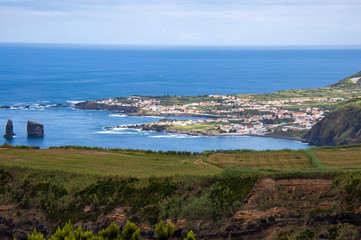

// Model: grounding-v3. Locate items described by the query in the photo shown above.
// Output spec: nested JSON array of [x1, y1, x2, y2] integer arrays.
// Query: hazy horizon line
[[1, 42, 361, 50]]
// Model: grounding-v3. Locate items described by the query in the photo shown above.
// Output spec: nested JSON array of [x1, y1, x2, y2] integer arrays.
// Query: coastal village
[[94, 94, 347, 136]]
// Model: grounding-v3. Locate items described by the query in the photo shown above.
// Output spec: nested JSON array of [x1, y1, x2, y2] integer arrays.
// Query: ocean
[[1, 44, 361, 151]]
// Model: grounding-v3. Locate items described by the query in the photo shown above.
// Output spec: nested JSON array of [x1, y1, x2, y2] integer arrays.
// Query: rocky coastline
[[106, 124, 309, 143]]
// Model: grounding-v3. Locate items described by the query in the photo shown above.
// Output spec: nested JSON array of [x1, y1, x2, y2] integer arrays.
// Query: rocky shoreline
[[107, 124, 309, 143]]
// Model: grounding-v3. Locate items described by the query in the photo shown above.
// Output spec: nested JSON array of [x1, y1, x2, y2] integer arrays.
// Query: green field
[[314, 148, 361, 168], [206, 151, 313, 169], [3, 144, 361, 177], [170, 123, 219, 133], [0, 147, 219, 176]]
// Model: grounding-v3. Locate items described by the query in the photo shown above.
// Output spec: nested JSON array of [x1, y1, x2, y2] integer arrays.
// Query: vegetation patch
[[0, 146, 217, 177], [314, 148, 361, 169], [206, 150, 312, 170]]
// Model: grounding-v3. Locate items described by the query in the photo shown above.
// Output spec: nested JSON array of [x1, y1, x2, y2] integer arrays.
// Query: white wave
[[146, 116, 165, 119], [150, 134, 199, 139], [67, 100, 85, 105], [10, 106, 24, 109], [45, 104, 59, 107], [109, 114, 128, 117], [94, 131, 137, 135], [132, 128, 144, 132]]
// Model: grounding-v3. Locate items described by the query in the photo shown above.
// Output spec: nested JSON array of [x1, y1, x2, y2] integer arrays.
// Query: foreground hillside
[[304, 99, 361, 146], [2, 145, 361, 239]]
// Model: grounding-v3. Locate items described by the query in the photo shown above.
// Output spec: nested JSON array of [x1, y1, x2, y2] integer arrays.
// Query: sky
[[0, 0, 361, 46]]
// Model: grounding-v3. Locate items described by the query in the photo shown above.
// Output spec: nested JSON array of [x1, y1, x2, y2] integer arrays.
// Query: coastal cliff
[[304, 99, 361, 146]]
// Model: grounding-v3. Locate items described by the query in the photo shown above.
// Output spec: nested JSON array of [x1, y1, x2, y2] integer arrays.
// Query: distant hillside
[[328, 70, 361, 89], [304, 98, 361, 146], [243, 70, 361, 100]]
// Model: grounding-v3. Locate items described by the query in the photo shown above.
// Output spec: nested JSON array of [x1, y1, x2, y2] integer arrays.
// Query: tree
[[28, 228, 46, 240], [121, 221, 140, 240], [184, 230, 196, 240], [49, 221, 74, 240], [98, 222, 120, 240], [74, 226, 95, 240], [155, 220, 174, 240]]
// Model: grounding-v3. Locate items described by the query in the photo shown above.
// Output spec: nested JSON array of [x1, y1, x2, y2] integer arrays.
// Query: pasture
[[0, 147, 219, 177], [206, 151, 313, 170], [314, 148, 361, 168]]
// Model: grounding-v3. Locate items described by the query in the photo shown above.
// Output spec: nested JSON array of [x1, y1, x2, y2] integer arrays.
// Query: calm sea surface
[[1, 44, 360, 151]]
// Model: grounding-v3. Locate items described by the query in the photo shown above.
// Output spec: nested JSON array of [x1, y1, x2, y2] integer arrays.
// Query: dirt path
[[194, 158, 222, 171]]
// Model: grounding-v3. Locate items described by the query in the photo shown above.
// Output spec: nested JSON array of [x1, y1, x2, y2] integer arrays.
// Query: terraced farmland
[[314, 148, 361, 168], [206, 151, 313, 169]]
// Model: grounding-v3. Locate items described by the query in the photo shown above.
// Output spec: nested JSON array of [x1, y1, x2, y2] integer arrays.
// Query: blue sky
[[0, 0, 360, 46]]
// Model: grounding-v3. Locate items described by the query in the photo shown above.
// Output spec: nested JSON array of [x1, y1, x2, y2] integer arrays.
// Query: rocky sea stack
[[27, 121, 44, 137], [3, 119, 16, 138]]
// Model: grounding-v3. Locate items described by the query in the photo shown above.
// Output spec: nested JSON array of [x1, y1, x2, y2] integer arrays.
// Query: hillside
[[304, 99, 361, 146], [242, 70, 361, 100], [2, 145, 361, 239]]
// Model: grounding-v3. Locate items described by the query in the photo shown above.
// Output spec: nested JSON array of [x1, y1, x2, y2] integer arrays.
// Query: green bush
[[329, 223, 358, 240], [49, 221, 73, 240], [28, 229, 46, 240], [293, 228, 317, 240], [98, 222, 120, 240], [180, 194, 213, 220], [184, 230, 196, 240], [155, 220, 174, 240], [273, 230, 290, 240], [121, 221, 140, 240], [304, 149, 327, 169]]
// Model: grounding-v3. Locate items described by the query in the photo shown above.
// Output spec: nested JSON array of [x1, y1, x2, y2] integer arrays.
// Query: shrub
[[329, 222, 358, 240], [293, 228, 317, 240], [180, 195, 213, 220], [121, 221, 140, 240], [273, 230, 290, 240], [305, 149, 327, 169], [49, 221, 73, 240], [98, 222, 121, 240], [184, 230, 196, 240], [74, 226, 94, 239], [155, 220, 174, 240], [27, 229, 46, 240]]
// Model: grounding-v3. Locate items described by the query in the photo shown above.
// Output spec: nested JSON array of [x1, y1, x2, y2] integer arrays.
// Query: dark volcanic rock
[[3, 119, 16, 138], [27, 121, 44, 137], [75, 101, 139, 113]]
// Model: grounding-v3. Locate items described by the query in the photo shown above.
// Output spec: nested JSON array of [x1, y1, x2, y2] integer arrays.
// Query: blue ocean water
[[1, 44, 361, 151]]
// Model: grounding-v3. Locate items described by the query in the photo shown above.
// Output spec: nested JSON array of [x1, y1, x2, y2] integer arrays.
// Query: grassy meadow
[[206, 151, 313, 169], [2, 144, 361, 178], [314, 147, 361, 169], [0, 146, 219, 177]]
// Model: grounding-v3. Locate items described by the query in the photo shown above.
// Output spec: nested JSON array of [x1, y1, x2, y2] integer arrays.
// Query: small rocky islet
[[3, 120, 44, 138]]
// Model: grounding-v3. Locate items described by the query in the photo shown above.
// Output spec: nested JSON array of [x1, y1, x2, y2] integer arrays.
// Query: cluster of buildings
[[96, 95, 345, 135]]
